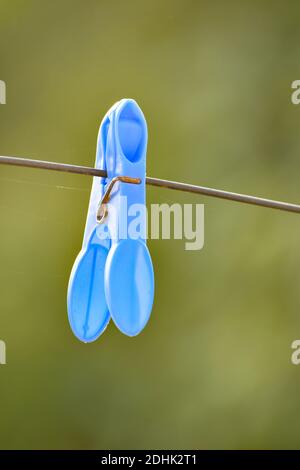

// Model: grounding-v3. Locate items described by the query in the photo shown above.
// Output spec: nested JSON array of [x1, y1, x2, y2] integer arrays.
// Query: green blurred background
[[1, 0, 300, 450]]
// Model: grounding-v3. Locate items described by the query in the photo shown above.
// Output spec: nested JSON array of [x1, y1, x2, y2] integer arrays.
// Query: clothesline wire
[[0, 155, 300, 214]]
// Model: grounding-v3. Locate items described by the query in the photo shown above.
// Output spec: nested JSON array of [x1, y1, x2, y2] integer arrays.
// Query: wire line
[[0, 155, 300, 214]]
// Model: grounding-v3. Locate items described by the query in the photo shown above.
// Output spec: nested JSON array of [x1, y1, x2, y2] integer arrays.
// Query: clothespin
[[67, 99, 154, 342]]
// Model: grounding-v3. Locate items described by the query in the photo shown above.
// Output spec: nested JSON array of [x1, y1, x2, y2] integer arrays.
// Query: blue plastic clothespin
[[67, 99, 154, 342]]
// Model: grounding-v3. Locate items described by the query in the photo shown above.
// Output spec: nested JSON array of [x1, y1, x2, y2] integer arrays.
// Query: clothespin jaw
[[67, 104, 117, 342], [103, 99, 154, 336], [67, 99, 154, 342]]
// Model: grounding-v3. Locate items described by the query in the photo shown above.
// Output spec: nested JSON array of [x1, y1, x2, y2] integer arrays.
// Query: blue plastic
[[67, 102, 117, 342], [104, 99, 154, 336], [67, 99, 154, 341]]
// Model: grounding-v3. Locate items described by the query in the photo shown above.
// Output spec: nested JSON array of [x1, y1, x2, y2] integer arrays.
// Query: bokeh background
[[1, 0, 300, 450]]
